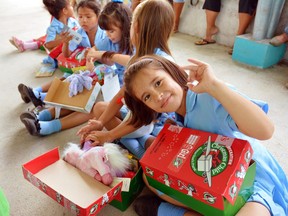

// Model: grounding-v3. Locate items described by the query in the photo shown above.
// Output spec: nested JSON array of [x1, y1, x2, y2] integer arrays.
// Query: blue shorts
[[173, 0, 185, 3]]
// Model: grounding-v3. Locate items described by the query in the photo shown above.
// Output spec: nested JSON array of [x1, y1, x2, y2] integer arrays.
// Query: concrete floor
[[0, 0, 287, 216]]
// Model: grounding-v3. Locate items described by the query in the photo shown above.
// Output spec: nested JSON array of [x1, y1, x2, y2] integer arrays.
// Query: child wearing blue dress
[[10, 0, 78, 53], [77, 0, 176, 159], [20, 0, 133, 136], [17, 0, 79, 107], [123, 54, 288, 216]]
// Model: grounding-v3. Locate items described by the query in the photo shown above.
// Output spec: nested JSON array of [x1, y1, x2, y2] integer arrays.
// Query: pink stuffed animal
[[63, 143, 130, 185]]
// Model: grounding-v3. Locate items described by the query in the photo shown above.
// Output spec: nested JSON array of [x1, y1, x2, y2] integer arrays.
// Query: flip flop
[[194, 39, 216, 45]]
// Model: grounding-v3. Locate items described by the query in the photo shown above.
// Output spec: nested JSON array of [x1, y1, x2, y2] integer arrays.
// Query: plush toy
[[66, 70, 93, 97], [63, 143, 130, 185]]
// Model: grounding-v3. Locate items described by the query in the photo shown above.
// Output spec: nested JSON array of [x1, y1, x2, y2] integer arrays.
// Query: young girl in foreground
[[123, 55, 288, 216]]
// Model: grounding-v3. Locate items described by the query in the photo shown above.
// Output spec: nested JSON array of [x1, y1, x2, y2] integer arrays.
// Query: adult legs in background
[[195, 0, 220, 45], [173, 0, 185, 33], [228, 0, 258, 54]]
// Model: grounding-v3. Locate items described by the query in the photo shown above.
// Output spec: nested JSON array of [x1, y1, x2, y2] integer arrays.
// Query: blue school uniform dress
[[120, 49, 176, 158], [176, 87, 288, 216], [69, 27, 125, 85], [46, 17, 79, 43], [43, 17, 79, 67]]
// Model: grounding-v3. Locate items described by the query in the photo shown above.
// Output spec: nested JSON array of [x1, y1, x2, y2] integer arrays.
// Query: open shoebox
[[22, 147, 145, 215], [44, 71, 120, 115]]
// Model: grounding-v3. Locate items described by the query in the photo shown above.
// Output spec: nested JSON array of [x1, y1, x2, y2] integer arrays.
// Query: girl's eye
[[155, 80, 161, 87], [144, 94, 150, 102]]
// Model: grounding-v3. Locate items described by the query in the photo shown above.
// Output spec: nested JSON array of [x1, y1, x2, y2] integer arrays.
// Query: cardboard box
[[44, 73, 120, 114], [140, 124, 256, 216], [23, 148, 145, 215], [22, 148, 123, 216], [110, 167, 145, 211]]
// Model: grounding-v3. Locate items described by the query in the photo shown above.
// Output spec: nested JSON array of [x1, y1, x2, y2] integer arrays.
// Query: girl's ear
[[62, 7, 67, 16]]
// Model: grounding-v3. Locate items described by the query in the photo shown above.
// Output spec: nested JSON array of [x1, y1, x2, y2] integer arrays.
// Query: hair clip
[[112, 0, 123, 3]]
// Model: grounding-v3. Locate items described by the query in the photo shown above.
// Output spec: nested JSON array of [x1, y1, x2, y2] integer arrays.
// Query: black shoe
[[22, 85, 45, 107], [133, 195, 162, 216], [21, 118, 41, 136], [18, 83, 30, 103], [20, 111, 37, 124]]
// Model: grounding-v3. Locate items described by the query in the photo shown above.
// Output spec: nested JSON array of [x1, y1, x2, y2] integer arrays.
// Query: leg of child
[[134, 174, 202, 216], [18, 84, 45, 106], [119, 138, 145, 159], [10, 37, 39, 52], [144, 136, 155, 149], [235, 202, 270, 216]]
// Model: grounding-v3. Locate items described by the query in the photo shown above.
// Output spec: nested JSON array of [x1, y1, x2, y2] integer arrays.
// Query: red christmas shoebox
[[57, 47, 86, 73], [22, 147, 144, 215], [140, 124, 256, 216]]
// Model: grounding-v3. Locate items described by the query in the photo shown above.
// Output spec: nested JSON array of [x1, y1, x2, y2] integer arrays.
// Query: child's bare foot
[[270, 33, 288, 47]]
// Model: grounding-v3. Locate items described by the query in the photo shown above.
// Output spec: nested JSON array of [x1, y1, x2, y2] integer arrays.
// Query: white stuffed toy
[[63, 143, 130, 185]]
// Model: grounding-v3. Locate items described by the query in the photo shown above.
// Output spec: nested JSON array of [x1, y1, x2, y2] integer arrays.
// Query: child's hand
[[86, 49, 105, 61], [86, 57, 95, 72], [76, 119, 103, 139], [85, 130, 114, 146], [60, 31, 73, 44], [181, 58, 219, 94]]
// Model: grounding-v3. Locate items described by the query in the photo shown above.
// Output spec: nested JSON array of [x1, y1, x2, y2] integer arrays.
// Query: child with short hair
[[20, 0, 133, 136], [123, 54, 288, 216]]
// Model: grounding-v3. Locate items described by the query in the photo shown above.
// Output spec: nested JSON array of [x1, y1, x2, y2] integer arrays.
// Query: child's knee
[[93, 101, 108, 116]]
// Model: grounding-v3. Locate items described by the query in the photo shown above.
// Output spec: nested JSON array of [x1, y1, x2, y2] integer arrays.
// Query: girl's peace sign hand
[[181, 58, 219, 94]]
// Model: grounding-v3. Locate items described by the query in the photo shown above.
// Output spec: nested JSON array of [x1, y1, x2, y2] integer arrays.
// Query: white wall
[[179, 0, 288, 62]]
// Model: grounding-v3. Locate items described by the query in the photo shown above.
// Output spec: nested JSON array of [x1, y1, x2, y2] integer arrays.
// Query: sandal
[[194, 39, 216, 45]]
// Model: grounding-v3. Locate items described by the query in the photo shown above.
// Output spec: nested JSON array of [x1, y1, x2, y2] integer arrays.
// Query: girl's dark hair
[[43, 0, 68, 20], [98, 2, 133, 55], [124, 55, 188, 127], [77, 0, 101, 17]]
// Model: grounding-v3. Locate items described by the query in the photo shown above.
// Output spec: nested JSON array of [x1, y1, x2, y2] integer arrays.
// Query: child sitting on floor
[[123, 54, 288, 216], [9, 0, 78, 53], [19, 0, 133, 136]]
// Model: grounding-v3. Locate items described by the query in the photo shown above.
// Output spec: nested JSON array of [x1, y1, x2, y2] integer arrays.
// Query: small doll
[[63, 142, 130, 185]]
